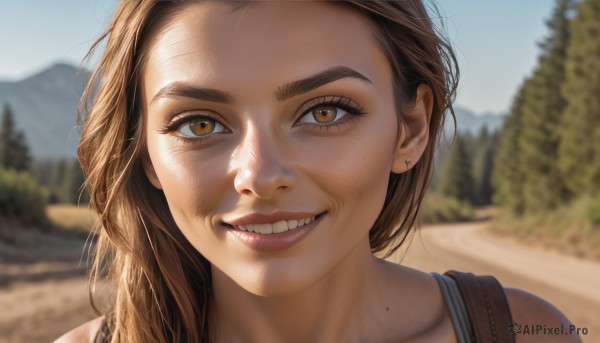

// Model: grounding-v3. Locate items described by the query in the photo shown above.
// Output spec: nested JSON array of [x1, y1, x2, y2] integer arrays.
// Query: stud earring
[[405, 159, 411, 169]]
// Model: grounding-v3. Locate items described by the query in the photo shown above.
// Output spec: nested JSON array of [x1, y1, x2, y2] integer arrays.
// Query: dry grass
[[419, 193, 475, 224], [490, 196, 600, 260], [45, 204, 98, 234]]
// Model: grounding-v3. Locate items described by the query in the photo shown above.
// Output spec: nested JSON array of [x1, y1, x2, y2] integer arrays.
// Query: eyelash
[[159, 96, 367, 144], [299, 96, 366, 132], [158, 112, 225, 145]]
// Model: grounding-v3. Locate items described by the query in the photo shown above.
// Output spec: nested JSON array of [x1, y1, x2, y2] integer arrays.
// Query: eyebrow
[[150, 83, 232, 105], [150, 66, 372, 105], [275, 66, 372, 101]]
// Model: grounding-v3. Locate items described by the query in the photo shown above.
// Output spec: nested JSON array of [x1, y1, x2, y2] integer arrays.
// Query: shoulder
[[53, 316, 105, 343], [505, 288, 582, 342]]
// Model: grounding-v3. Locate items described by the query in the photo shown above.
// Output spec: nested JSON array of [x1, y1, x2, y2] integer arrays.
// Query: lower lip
[[226, 214, 325, 252]]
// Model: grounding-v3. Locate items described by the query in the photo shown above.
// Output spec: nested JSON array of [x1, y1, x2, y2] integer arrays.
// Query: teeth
[[288, 219, 298, 229], [234, 215, 319, 235], [258, 223, 272, 234], [273, 221, 288, 234]]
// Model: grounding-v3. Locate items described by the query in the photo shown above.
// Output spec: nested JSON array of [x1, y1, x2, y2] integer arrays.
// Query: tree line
[[428, 0, 600, 231], [0, 103, 87, 204], [431, 127, 498, 208], [493, 0, 600, 220], [0, 103, 87, 229]]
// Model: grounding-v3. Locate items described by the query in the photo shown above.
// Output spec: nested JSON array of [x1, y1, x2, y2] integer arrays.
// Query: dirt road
[[389, 222, 600, 342], [0, 222, 598, 342]]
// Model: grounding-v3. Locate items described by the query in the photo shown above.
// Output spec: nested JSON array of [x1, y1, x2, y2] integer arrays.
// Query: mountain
[[449, 106, 506, 135], [0, 62, 506, 159], [0, 63, 90, 159]]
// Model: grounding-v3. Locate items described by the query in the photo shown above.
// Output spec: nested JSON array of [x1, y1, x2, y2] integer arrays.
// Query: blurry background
[[0, 0, 598, 342]]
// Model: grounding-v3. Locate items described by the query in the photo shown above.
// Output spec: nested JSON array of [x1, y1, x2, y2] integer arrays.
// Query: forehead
[[143, 1, 391, 98]]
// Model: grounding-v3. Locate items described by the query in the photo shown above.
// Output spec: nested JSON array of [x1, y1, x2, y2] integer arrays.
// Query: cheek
[[146, 136, 229, 230], [316, 143, 390, 197], [305, 117, 398, 230]]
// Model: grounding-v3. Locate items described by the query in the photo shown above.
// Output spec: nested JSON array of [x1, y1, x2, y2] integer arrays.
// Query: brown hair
[[78, 1, 458, 341]]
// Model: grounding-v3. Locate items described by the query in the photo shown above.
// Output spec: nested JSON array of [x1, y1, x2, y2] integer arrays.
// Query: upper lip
[[223, 211, 324, 226]]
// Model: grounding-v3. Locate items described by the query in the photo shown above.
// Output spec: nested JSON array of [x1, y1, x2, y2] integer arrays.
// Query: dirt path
[[389, 222, 600, 343], [0, 277, 97, 343], [1, 222, 598, 342], [0, 228, 101, 343]]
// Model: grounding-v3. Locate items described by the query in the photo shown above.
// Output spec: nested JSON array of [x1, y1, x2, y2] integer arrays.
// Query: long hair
[[77, 1, 458, 341]]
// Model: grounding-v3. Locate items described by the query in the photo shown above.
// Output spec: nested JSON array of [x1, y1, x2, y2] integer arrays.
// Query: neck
[[210, 239, 388, 342]]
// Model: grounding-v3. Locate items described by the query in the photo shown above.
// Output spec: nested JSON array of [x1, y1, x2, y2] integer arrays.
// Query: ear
[[391, 84, 433, 173], [142, 150, 163, 189]]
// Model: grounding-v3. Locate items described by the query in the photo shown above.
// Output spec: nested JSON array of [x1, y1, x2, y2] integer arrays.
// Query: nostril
[[232, 154, 296, 199]]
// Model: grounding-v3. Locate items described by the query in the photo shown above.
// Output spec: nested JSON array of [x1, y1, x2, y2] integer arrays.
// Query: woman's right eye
[[176, 116, 227, 138]]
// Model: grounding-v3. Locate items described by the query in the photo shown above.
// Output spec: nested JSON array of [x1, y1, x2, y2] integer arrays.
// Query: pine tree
[[439, 133, 475, 203], [493, 80, 529, 215], [0, 104, 16, 169], [54, 159, 68, 187], [50, 159, 69, 203], [12, 132, 31, 171], [32, 159, 55, 187], [0, 103, 32, 172], [559, 0, 600, 197], [60, 159, 87, 204], [472, 126, 495, 205], [518, 0, 573, 213]]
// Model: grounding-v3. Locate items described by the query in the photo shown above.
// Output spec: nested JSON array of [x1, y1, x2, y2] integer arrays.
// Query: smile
[[236, 215, 317, 235], [224, 211, 326, 251]]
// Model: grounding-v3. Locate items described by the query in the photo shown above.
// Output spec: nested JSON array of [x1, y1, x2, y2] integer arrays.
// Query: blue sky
[[0, 0, 555, 114]]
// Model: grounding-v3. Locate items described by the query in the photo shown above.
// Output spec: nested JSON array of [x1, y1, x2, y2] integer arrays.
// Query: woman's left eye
[[297, 105, 349, 125]]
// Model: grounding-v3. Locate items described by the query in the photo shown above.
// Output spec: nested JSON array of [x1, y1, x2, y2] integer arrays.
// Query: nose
[[232, 124, 296, 199]]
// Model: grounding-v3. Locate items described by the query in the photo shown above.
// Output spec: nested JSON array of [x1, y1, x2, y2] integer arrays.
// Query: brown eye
[[178, 116, 226, 138], [189, 118, 215, 135], [312, 106, 338, 123], [298, 103, 353, 127]]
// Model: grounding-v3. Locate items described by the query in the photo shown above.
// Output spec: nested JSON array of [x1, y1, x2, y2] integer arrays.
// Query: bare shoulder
[[53, 316, 104, 343], [505, 288, 583, 342]]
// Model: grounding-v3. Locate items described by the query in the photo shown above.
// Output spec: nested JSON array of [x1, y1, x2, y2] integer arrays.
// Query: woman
[[57, 1, 577, 342]]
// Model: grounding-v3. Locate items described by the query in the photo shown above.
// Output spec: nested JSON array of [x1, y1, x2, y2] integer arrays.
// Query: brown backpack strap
[[445, 270, 515, 343]]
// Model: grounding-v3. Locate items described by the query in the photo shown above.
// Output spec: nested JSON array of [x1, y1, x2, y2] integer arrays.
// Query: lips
[[224, 211, 326, 251]]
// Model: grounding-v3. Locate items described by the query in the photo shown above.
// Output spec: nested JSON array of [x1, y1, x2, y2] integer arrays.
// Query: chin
[[231, 260, 329, 297]]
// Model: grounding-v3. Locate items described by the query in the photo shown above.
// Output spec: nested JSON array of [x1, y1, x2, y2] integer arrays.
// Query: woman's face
[[142, 2, 417, 295]]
